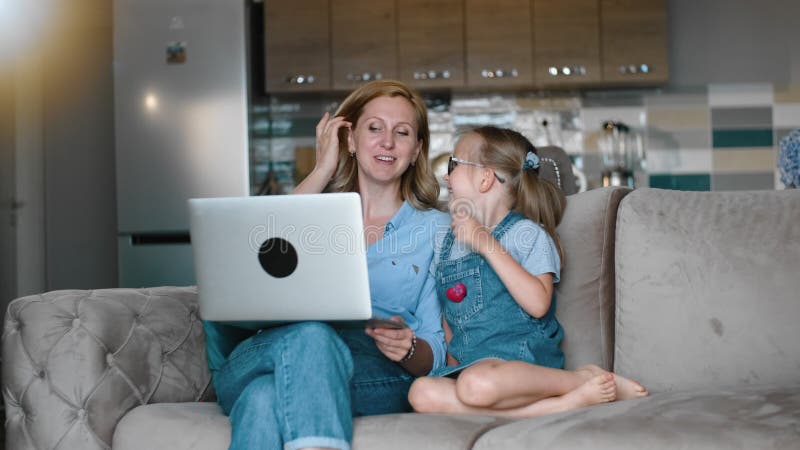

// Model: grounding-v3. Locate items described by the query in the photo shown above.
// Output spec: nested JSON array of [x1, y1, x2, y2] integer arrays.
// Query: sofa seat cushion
[[113, 402, 230, 450], [472, 382, 800, 449], [112, 402, 511, 450]]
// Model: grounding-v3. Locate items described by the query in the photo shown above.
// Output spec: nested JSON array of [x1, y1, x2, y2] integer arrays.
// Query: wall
[[669, 0, 800, 87]]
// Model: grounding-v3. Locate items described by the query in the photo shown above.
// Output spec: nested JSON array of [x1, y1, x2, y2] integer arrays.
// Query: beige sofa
[[4, 187, 800, 450]]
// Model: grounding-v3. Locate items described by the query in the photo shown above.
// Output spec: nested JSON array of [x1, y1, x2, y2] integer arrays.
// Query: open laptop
[[188, 192, 376, 324]]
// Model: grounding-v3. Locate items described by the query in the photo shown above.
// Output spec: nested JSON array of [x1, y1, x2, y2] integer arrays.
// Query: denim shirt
[[204, 201, 450, 378]]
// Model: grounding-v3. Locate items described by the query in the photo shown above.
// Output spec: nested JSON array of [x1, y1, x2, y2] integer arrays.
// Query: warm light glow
[[145, 93, 159, 111], [0, 0, 55, 67]]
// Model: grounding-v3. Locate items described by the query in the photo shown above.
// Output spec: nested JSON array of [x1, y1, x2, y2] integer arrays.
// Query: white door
[[0, 53, 47, 316], [0, 66, 18, 318]]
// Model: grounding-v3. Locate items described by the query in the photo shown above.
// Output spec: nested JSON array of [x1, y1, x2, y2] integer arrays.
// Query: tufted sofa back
[[2, 287, 212, 450]]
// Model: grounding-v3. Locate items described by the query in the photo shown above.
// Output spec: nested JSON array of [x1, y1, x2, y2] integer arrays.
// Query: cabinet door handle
[[480, 68, 519, 78], [285, 74, 317, 84], [413, 70, 451, 80], [617, 64, 652, 75], [547, 66, 587, 77], [346, 72, 383, 82]]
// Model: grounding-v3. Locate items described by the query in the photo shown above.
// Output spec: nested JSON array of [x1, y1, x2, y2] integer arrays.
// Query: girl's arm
[[454, 217, 553, 318], [480, 242, 553, 318]]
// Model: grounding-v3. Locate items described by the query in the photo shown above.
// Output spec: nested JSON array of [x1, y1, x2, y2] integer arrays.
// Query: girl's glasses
[[447, 156, 505, 183]]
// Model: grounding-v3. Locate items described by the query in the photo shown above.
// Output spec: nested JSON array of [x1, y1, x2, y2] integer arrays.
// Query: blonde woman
[[205, 80, 449, 450]]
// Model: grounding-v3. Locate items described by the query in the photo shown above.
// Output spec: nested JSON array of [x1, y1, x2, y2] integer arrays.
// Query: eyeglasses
[[447, 156, 505, 183]]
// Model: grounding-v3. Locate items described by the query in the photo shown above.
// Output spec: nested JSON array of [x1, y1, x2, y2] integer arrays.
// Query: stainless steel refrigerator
[[114, 0, 249, 287]]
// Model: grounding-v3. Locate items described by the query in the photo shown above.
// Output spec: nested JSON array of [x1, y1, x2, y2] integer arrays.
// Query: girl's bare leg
[[409, 373, 616, 418], [452, 360, 608, 409]]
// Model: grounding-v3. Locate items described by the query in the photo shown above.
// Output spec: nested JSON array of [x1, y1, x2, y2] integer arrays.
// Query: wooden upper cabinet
[[600, 0, 669, 84], [331, 0, 397, 90], [397, 0, 465, 89], [465, 0, 534, 88], [264, 0, 331, 93], [534, 0, 602, 86]]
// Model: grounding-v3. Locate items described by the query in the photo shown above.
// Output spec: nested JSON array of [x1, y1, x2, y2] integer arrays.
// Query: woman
[[204, 80, 449, 450]]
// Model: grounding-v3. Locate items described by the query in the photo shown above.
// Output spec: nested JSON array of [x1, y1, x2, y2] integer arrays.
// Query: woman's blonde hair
[[468, 126, 567, 262], [326, 80, 440, 210]]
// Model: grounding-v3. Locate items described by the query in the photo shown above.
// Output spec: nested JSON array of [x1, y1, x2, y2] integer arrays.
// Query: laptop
[[188, 192, 374, 323]]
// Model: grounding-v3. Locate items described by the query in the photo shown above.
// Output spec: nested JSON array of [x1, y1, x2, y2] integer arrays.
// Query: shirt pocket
[[439, 267, 484, 326], [369, 257, 421, 305]]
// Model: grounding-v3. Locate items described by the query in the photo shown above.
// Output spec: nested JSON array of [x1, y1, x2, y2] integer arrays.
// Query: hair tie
[[523, 151, 540, 171]]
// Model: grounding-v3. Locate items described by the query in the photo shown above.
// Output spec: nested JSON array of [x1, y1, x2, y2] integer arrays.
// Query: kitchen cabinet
[[398, 0, 465, 89], [533, 0, 602, 86], [465, 0, 534, 88], [264, 0, 330, 93], [261, 0, 670, 93], [600, 0, 669, 84], [331, 0, 397, 90]]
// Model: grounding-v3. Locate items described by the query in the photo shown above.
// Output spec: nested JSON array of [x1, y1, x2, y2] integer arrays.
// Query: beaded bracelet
[[400, 334, 417, 364]]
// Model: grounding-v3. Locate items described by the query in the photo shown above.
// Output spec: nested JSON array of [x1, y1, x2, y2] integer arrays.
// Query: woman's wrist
[[399, 334, 417, 364], [294, 166, 335, 194]]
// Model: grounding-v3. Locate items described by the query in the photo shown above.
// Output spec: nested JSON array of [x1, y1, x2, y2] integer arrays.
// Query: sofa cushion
[[614, 189, 800, 392], [113, 402, 230, 450], [472, 383, 800, 449], [113, 402, 511, 450], [555, 186, 630, 370]]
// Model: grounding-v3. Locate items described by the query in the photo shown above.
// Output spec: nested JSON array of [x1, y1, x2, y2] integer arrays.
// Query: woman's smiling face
[[349, 95, 421, 185]]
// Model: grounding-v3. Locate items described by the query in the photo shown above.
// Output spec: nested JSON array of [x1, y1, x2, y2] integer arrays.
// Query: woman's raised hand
[[294, 112, 352, 194], [314, 112, 352, 179]]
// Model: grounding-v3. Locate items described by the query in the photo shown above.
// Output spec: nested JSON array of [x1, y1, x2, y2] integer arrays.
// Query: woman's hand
[[314, 112, 351, 179], [365, 316, 414, 362], [294, 112, 352, 194]]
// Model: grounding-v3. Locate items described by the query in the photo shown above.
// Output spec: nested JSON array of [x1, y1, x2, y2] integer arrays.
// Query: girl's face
[[348, 96, 421, 186], [444, 133, 484, 204]]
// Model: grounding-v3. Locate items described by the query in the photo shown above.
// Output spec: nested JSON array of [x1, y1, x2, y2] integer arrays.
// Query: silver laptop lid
[[189, 192, 372, 322]]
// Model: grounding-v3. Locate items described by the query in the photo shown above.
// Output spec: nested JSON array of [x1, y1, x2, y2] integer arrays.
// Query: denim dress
[[432, 211, 564, 377]]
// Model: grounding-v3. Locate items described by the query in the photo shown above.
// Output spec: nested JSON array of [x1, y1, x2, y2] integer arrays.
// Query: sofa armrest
[[2, 287, 212, 450]]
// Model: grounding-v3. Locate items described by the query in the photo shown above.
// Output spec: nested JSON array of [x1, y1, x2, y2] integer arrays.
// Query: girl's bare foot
[[561, 373, 616, 409], [577, 364, 648, 401], [614, 374, 648, 400], [576, 364, 607, 382]]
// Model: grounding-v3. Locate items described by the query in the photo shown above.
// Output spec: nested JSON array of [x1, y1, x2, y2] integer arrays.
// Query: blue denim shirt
[[204, 201, 450, 378]]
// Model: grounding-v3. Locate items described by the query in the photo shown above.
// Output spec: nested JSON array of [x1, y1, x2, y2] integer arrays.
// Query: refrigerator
[[114, 0, 249, 287]]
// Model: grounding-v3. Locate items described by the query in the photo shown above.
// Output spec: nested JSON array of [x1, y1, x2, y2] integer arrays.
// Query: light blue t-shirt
[[431, 217, 561, 283], [204, 201, 451, 377]]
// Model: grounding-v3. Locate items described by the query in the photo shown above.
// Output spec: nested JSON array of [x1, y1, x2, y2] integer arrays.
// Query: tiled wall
[[249, 83, 800, 194]]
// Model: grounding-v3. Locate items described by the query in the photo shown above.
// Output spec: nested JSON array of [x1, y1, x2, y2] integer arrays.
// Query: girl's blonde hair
[[326, 80, 440, 210], [468, 126, 567, 262]]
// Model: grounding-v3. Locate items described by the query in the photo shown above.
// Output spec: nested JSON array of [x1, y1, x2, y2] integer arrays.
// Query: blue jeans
[[214, 322, 413, 450]]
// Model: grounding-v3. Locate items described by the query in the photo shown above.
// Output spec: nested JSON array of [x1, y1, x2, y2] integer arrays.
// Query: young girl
[[408, 126, 648, 418]]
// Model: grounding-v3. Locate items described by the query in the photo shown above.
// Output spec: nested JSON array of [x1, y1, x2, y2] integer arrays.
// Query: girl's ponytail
[[516, 169, 566, 264]]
